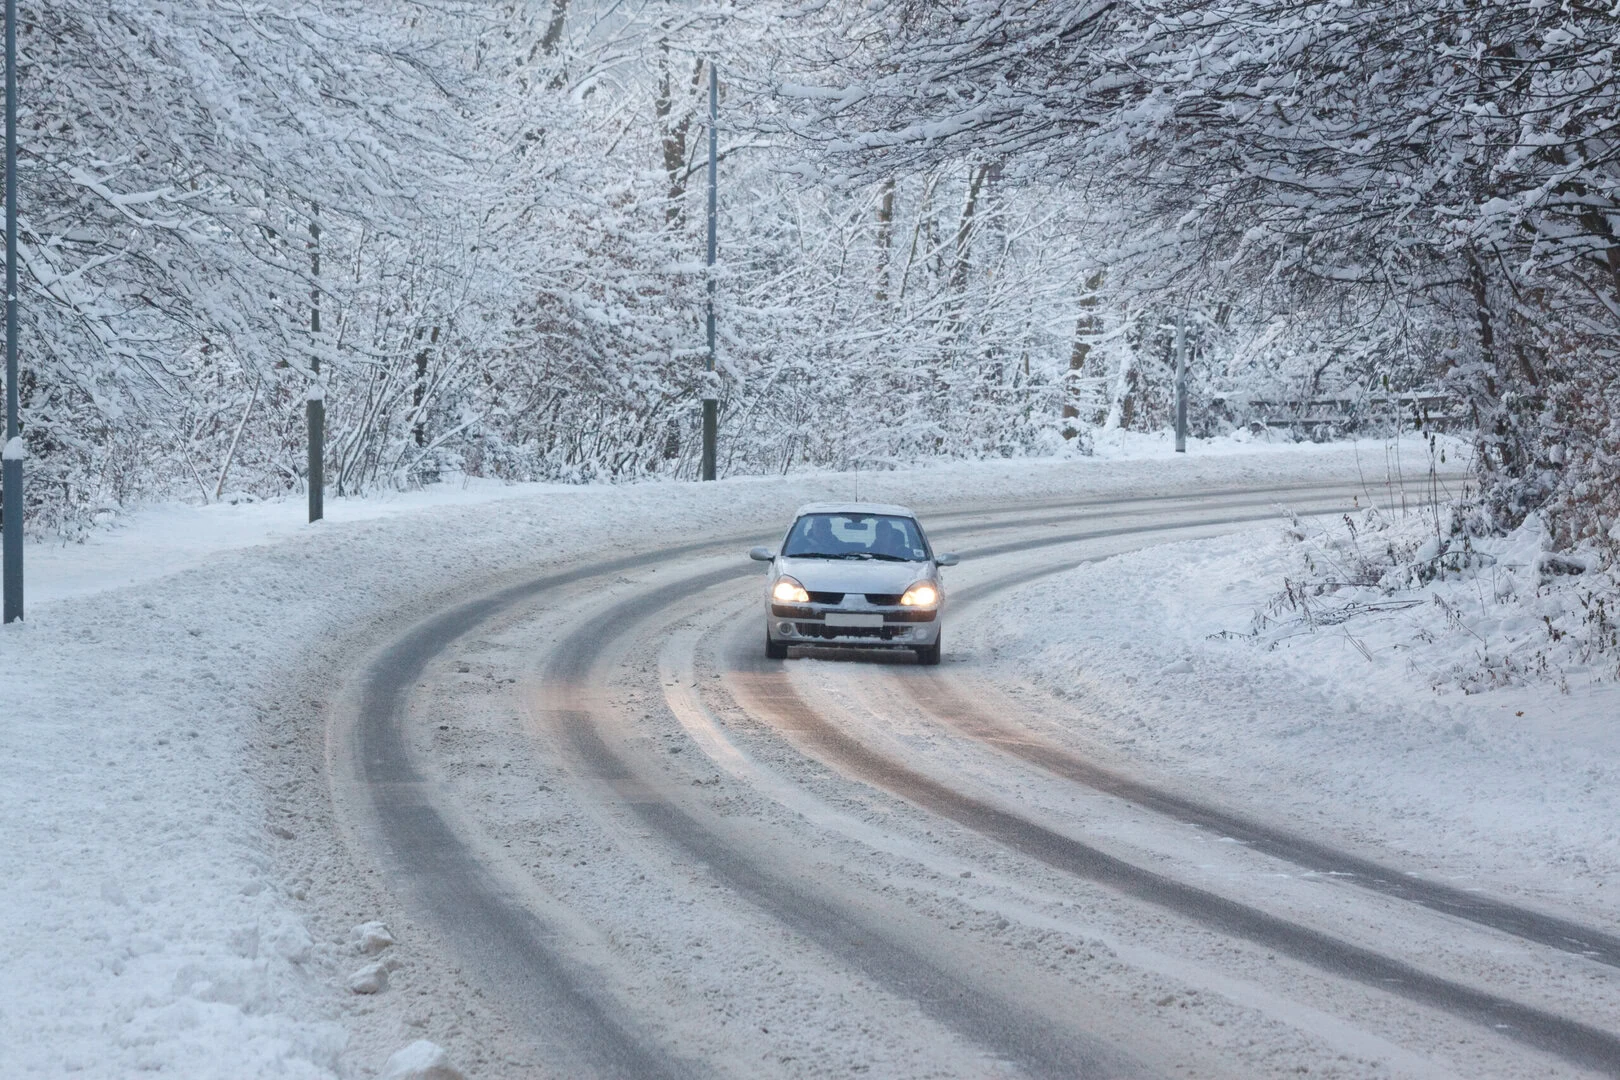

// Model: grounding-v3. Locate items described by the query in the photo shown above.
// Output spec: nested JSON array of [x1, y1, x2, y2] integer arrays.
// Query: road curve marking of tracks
[[331, 479, 1620, 1080]]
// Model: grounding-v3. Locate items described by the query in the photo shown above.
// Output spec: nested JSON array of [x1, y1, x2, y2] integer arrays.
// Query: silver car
[[749, 502, 959, 665]]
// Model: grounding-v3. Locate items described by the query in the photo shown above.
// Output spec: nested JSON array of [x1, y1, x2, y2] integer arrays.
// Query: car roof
[[793, 502, 917, 519]]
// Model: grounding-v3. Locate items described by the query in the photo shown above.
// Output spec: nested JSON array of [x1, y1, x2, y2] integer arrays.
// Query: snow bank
[[1261, 504, 1619, 693], [19, 430, 1462, 610]]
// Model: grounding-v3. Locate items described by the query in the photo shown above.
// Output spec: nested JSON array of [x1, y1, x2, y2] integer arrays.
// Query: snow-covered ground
[[976, 496, 1619, 924], [19, 428, 1412, 607], [17, 431, 1605, 1078]]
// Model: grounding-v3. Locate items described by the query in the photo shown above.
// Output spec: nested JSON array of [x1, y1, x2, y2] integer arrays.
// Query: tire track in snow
[[727, 649, 1620, 1076], [538, 563, 1155, 1080], [336, 481, 1468, 1077], [902, 593, 1620, 971], [660, 614, 1462, 1079], [349, 545, 729, 1080], [823, 488, 1620, 976]]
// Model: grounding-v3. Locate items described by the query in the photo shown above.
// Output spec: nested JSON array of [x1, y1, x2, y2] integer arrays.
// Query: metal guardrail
[[1207, 391, 1468, 433]]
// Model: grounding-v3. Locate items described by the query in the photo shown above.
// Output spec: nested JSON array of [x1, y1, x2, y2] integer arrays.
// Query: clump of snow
[[380, 1040, 465, 1080], [347, 962, 389, 995], [348, 921, 396, 956], [2, 435, 22, 460]]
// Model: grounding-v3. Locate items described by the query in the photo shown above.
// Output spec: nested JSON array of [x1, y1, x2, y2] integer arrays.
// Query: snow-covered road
[[6, 440, 1615, 1079], [331, 478, 1615, 1079]]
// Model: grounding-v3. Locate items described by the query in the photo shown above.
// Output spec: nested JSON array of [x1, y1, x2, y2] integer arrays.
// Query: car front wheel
[[915, 633, 941, 666], [766, 633, 789, 660]]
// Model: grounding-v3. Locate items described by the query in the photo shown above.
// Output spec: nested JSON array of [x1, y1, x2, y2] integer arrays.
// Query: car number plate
[[824, 613, 883, 628]]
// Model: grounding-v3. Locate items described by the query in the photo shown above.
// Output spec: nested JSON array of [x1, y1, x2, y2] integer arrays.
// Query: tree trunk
[[540, 0, 567, 55], [413, 325, 439, 447], [950, 163, 991, 293], [656, 39, 703, 228], [876, 176, 895, 303], [1062, 271, 1104, 437]]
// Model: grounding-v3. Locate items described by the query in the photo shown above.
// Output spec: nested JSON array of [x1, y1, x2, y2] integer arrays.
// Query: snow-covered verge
[[977, 496, 1620, 925], [0, 435, 1448, 1078], [1263, 502, 1620, 693], [18, 428, 1423, 609]]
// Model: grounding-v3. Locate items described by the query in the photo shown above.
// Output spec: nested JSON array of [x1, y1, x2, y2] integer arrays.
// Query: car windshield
[[781, 513, 930, 562]]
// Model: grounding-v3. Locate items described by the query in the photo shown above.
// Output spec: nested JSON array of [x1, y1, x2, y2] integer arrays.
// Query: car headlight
[[772, 576, 810, 604], [900, 582, 939, 607]]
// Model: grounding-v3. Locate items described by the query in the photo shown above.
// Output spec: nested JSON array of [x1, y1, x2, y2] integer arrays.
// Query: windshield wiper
[[786, 551, 914, 561], [786, 551, 887, 560]]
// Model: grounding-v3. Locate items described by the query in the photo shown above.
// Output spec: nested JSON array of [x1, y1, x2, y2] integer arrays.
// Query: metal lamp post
[[701, 61, 718, 482], [3, 0, 21, 623], [1173, 313, 1188, 454], [307, 210, 323, 522]]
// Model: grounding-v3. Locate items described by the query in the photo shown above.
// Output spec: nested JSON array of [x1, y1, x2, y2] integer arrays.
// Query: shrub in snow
[[1257, 500, 1619, 692]]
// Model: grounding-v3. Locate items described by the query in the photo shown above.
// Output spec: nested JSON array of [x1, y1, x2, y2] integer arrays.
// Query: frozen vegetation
[[3, 0, 1615, 566]]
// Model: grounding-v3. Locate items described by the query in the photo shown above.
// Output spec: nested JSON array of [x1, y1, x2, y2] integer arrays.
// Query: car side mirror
[[935, 552, 960, 567], [748, 546, 775, 562]]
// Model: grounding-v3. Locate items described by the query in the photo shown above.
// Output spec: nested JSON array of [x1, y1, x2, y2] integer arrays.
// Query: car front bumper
[[765, 603, 941, 648]]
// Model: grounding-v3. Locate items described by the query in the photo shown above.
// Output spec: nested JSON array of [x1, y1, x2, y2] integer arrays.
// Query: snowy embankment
[[1, 433, 1471, 1077], [976, 486, 1619, 925]]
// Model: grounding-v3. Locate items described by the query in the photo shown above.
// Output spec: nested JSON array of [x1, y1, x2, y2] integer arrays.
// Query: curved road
[[330, 482, 1619, 1080]]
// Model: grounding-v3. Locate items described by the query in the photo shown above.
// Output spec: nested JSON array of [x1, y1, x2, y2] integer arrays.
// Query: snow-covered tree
[[779, 0, 1620, 545]]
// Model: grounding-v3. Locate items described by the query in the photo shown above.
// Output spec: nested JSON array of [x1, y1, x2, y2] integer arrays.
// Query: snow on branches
[[12, 0, 1083, 530], [781, 0, 1620, 551]]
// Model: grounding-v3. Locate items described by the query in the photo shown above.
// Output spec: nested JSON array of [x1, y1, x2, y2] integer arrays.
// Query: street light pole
[[3, 0, 22, 623], [1173, 313, 1188, 454], [307, 208, 323, 522], [700, 61, 718, 482]]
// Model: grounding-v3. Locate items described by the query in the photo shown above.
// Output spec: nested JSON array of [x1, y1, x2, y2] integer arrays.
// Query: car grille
[[774, 607, 936, 622], [794, 622, 906, 640], [788, 591, 907, 606]]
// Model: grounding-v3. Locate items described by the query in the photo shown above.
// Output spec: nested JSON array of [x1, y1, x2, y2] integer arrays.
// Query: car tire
[[915, 634, 941, 666], [766, 633, 789, 660]]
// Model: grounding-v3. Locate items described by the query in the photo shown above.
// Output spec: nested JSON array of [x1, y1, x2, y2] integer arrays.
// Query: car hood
[[776, 557, 931, 595]]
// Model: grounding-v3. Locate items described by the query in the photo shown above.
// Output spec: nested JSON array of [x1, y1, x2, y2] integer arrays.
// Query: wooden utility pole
[[1063, 271, 1104, 439]]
